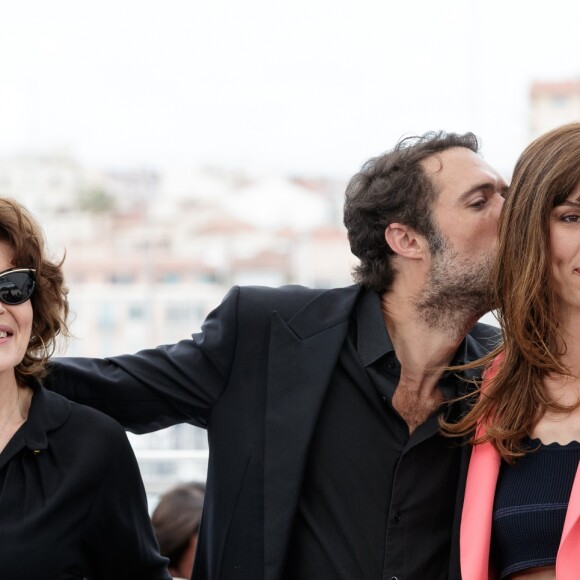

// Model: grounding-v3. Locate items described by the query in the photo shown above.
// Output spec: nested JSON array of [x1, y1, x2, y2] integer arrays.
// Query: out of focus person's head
[[344, 132, 505, 316], [152, 482, 205, 580], [0, 198, 68, 385], [494, 121, 580, 349]]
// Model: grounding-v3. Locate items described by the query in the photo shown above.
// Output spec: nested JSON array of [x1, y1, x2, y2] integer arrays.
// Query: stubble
[[417, 238, 495, 337]]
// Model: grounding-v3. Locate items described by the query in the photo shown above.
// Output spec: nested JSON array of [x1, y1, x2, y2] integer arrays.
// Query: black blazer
[[47, 284, 498, 580]]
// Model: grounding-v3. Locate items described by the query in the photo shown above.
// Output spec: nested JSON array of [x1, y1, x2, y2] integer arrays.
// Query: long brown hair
[[444, 122, 580, 461]]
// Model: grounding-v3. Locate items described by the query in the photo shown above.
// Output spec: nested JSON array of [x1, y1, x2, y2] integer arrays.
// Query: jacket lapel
[[557, 462, 580, 579], [263, 286, 359, 580], [460, 427, 501, 580]]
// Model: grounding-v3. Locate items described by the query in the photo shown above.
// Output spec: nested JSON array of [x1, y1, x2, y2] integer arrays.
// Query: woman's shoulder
[[36, 385, 128, 445], [23, 386, 136, 486]]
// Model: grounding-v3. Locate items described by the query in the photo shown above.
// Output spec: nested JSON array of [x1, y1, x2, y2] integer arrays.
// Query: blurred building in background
[[530, 78, 580, 140], [9, 73, 577, 498], [0, 154, 354, 498]]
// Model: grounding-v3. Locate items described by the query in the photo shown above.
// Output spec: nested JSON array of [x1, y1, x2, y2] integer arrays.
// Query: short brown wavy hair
[[0, 198, 69, 384]]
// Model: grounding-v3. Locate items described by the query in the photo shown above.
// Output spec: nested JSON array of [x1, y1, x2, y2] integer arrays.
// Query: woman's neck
[[554, 306, 580, 370], [0, 381, 33, 453]]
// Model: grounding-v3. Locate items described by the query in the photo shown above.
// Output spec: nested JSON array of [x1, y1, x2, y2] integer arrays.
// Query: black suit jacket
[[47, 284, 498, 580]]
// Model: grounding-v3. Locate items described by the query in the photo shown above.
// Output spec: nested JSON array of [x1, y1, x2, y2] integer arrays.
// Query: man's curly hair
[[343, 131, 480, 293]]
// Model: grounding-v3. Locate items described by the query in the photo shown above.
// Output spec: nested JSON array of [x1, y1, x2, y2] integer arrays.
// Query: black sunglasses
[[0, 268, 36, 305]]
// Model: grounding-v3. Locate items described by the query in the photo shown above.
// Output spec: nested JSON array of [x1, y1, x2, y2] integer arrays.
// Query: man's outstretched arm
[[44, 287, 240, 434]]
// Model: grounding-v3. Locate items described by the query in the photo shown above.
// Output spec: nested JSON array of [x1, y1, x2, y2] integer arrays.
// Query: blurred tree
[[78, 187, 116, 213]]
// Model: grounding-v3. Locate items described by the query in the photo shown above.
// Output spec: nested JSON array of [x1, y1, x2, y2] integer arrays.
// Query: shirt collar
[[22, 383, 72, 451], [355, 289, 394, 367], [355, 287, 473, 371]]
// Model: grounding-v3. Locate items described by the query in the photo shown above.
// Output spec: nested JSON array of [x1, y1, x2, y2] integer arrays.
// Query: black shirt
[[283, 290, 488, 580], [0, 385, 170, 580]]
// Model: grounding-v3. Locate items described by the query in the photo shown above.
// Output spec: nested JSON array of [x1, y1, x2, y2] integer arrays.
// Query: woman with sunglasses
[[0, 198, 170, 579], [446, 123, 580, 579]]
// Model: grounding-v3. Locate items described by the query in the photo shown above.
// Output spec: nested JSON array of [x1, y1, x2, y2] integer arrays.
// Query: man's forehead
[[421, 147, 502, 195]]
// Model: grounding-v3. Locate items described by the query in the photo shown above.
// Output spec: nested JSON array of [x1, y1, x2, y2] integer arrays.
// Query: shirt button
[[394, 511, 401, 522]]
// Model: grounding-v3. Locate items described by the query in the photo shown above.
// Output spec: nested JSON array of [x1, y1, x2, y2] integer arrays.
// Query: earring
[[35, 335, 50, 363], [18, 334, 51, 377]]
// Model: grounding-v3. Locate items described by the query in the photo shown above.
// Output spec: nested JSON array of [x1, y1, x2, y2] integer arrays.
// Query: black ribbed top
[[491, 438, 580, 579]]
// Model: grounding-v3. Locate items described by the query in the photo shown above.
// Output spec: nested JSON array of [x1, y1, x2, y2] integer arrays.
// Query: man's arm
[[44, 287, 240, 433]]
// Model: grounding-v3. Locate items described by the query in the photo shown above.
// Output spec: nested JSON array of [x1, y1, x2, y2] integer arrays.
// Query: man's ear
[[385, 223, 426, 259]]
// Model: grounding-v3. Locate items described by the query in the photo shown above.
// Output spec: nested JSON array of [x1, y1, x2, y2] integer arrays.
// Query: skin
[[169, 533, 198, 580], [512, 567, 556, 580], [511, 182, 580, 580], [537, 183, 580, 444], [426, 148, 506, 270], [381, 147, 507, 433], [419, 147, 507, 332], [0, 240, 34, 453], [549, 183, 580, 322]]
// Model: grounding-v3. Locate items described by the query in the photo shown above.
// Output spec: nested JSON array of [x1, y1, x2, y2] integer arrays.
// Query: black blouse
[[0, 384, 170, 580]]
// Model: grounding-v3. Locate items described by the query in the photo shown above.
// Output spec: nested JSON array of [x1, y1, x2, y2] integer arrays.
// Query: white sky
[[0, 0, 578, 179]]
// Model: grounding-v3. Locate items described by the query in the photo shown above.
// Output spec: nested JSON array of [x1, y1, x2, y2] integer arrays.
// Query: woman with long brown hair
[[447, 122, 580, 580]]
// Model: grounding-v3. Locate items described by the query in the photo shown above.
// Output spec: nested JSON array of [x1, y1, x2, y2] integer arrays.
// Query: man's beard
[[417, 235, 495, 336]]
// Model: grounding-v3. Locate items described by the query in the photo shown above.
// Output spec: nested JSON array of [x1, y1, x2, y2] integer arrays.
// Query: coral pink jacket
[[460, 358, 580, 580]]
